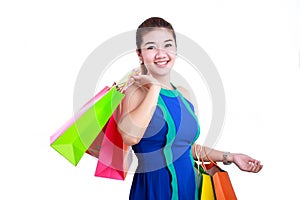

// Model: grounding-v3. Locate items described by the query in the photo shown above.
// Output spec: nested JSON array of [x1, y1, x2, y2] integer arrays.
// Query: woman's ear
[[136, 49, 147, 74], [136, 49, 143, 63]]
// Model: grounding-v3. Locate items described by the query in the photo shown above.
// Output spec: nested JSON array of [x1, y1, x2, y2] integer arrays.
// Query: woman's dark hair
[[136, 17, 177, 52]]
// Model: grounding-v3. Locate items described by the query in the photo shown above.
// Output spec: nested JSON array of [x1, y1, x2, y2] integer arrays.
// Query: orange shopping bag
[[203, 148, 237, 200]]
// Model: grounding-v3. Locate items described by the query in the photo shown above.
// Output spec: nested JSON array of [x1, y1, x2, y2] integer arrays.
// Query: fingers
[[234, 154, 263, 173], [246, 160, 263, 173], [131, 74, 160, 89], [132, 75, 146, 87], [253, 160, 263, 173]]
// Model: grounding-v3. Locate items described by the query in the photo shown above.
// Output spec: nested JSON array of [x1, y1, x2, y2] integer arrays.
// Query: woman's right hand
[[132, 74, 161, 89]]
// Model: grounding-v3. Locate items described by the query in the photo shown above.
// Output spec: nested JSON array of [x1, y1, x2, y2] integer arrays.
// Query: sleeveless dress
[[129, 87, 200, 200]]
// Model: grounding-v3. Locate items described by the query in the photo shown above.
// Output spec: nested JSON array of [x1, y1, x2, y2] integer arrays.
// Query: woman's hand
[[118, 72, 162, 146], [132, 74, 161, 89], [232, 153, 263, 173]]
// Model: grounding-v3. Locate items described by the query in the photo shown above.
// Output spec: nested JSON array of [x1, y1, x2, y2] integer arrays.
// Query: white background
[[1, 0, 299, 199]]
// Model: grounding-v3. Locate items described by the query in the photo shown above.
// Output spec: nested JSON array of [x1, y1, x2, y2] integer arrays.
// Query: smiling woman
[[136, 17, 177, 76], [116, 17, 263, 200], [142, 37, 176, 68], [137, 28, 177, 85]]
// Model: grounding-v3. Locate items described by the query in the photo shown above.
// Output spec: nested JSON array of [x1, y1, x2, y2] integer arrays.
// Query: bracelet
[[223, 152, 232, 165]]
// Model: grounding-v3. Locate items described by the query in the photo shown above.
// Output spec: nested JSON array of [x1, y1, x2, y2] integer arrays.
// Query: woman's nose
[[155, 48, 167, 58]]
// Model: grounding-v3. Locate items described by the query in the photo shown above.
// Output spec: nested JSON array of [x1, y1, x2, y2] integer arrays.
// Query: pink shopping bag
[[94, 113, 132, 180]]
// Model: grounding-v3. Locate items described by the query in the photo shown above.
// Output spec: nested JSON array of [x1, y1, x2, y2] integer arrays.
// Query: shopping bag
[[201, 168, 215, 200], [194, 163, 215, 200], [85, 128, 105, 158], [50, 86, 124, 166], [50, 86, 110, 145], [94, 112, 132, 180], [85, 69, 138, 159], [203, 148, 237, 200], [194, 162, 202, 191], [195, 146, 215, 200]]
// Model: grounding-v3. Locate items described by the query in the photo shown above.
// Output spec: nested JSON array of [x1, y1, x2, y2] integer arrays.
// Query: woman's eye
[[165, 43, 172, 48], [146, 46, 155, 50]]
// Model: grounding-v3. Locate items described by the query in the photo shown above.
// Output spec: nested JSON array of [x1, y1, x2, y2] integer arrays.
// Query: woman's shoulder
[[176, 86, 193, 102], [121, 84, 147, 112], [176, 85, 197, 112]]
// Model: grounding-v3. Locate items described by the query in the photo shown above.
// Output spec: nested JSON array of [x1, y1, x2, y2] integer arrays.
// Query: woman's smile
[[154, 59, 169, 67]]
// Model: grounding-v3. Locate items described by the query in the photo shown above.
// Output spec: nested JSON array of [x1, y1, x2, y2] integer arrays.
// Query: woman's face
[[138, 28, 177, 77]]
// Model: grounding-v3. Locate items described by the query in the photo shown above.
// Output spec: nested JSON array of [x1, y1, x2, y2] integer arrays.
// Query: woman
[[118, 17, 263, 200]]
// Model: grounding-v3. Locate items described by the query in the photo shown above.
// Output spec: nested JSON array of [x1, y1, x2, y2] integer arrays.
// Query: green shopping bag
[[50, 86, 124, 166]]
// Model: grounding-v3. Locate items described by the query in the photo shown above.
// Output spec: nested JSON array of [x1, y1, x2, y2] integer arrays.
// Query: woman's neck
[[153, 74, 173, 90]]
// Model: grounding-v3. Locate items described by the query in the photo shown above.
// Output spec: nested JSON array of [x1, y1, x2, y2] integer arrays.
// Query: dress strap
[[170, 82, 177, 90]]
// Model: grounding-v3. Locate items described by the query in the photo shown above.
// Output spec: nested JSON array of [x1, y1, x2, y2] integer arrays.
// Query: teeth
[[156, 61, 168, 65]]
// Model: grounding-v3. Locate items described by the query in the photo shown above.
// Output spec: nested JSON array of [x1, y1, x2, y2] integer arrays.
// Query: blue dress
[[129, 87, 200, 200]]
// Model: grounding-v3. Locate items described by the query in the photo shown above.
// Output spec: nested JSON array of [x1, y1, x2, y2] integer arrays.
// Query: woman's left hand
[[232, 153, 263, 173]]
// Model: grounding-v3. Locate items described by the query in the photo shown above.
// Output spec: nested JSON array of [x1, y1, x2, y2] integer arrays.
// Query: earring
[[139, 60, 143, 64]]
